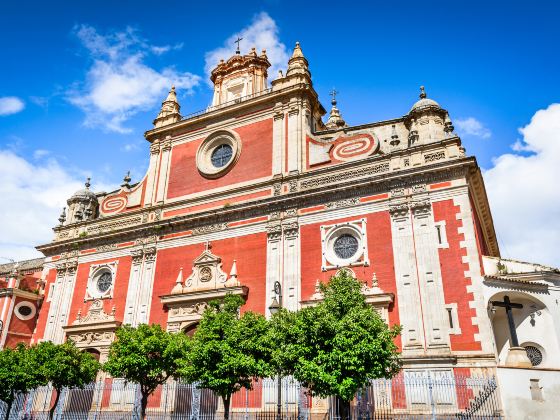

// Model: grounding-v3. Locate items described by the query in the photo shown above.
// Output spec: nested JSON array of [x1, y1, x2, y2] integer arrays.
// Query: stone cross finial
[[234, 35, 243, 54]]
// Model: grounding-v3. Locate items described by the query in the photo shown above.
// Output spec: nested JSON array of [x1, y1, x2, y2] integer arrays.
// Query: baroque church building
[[1, 42, 559, 417]]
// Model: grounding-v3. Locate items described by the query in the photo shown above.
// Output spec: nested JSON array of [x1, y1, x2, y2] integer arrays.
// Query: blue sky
[[1, 0, 559, 266]]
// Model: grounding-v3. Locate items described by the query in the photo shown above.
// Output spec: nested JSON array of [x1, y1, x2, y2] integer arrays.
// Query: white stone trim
[[196, 130, 242, 179], [320, 219, 369, 271], [452, 193, 494, 353], [85, 261, 118, 301]]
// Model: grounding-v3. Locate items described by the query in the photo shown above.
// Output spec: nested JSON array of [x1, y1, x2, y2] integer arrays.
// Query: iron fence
[[0, 374, 501, 420]]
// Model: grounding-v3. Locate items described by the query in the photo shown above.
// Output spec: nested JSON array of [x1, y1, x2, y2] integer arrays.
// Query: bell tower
[[210, 45, 271, 107]]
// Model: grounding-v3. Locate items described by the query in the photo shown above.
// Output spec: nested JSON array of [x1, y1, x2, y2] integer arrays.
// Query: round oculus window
[[211, 144, 233, 168], [96, 272, 113, 293], [196, 131, 241, 179], [333, 234, 359, 259], [14, 302, 36, 320], [18, 305, 32, 317]]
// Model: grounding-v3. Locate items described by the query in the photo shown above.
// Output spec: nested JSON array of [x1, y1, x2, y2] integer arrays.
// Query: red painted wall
[[433, 200, 481, 351], [167, 119, 273, 199], [299, 211, 402, 348], [150, 232, 268, 327]]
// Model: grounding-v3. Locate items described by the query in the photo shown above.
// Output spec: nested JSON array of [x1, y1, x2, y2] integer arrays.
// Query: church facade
[[1, 41, 559, 416]]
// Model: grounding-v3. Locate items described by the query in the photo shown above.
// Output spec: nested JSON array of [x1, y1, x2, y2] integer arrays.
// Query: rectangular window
[[447, 308, 454, 329], [445, 304, 461, 335], [434, 221, 449, 248]]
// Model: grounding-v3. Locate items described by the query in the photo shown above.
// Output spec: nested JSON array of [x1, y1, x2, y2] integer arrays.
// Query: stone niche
[[160, 243, 247, 333]]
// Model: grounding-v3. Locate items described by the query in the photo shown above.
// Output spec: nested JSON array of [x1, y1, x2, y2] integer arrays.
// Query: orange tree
[[268, 271, 401, 420]]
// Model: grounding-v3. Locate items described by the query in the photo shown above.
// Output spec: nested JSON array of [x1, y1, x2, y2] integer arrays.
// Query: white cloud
[[204, 12, 289, 85], [0, 97, 25, 116], [68, 25, 200, 133], [455, 117, 491, 139], [0, 150, 114, 261], [484, 103, 560, 267]]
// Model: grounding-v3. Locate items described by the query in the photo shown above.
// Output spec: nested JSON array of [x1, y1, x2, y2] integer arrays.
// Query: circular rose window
[[97, 272, 113, 293], [196, 131, 241, 178]]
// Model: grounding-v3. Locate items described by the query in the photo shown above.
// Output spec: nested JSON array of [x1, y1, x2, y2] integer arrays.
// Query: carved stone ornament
[[267, 223, 282, 240], [389, 202, 410, 218], [74, 299, 116, 325], [410, 199, 432, 216], [192, 223, 227, 235], [325, 197, 359, 209], [160, 243, 247, 333], [63, 298, 121, 349], [180, 242, 228, 292]]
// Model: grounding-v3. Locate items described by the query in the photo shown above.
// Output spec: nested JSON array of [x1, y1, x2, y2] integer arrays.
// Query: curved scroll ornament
[[329, 133, 379, 162], [100, 195, 127, 215]]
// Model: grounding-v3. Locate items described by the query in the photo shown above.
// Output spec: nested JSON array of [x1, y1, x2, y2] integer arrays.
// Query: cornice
[[483, 276, 550, 294], [467, 167, 500, 257], [0, 288, 41, 300], [37, 149, 477, 256]]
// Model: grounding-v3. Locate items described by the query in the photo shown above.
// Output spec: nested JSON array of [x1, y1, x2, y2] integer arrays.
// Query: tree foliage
[[103, 324, 187, 419], [269, 271, 401, 417], [32, 340, 100, 419], [177, 294, 271, 419], [0, 344, 42, 405]]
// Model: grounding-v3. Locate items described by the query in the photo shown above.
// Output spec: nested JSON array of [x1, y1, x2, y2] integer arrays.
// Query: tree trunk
[[49, 387, 61, 420], [222, 394, 231, 420], [140, 391, 149, 420], [6, 398, 13, 420], [336, 396, 351, 420]]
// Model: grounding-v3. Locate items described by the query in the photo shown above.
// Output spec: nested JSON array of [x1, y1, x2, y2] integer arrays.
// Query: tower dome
[[65, 178, 99, 224], [409, 86, 441, 114]]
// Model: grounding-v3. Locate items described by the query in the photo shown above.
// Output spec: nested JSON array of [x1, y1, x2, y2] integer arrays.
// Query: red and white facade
[[4, 44, 507, 379]]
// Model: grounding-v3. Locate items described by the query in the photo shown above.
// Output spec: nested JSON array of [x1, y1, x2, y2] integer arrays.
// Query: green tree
[[32, 341, 100, 420], [269, 271, 401, 419], [103, 324, 187, 420], [0, 344, 42, 414], [177, 294, 271, 420]]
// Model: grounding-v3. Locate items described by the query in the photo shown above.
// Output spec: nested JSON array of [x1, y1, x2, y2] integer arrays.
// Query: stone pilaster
[[389, 203, 425, 352], [265, 223, 283, 317], [44, 259, 79, 343], [410, 198, 450, 351], [282, 220, 300, 311]]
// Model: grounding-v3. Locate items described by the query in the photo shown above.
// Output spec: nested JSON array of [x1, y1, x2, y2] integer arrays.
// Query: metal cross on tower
[[329, 88, 338, 104], [234, 36, 243, 54], [491, 295, 524, 347]]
